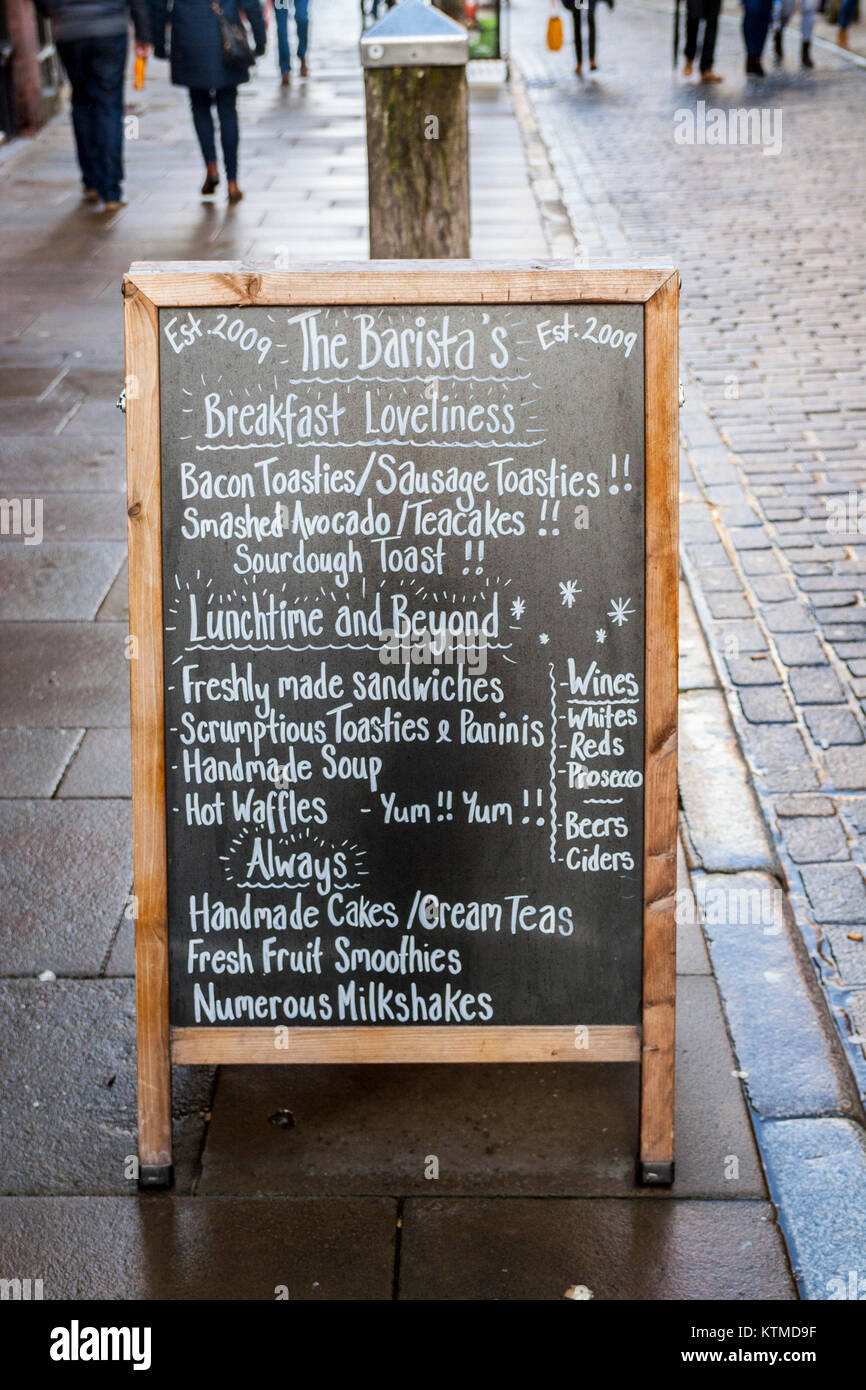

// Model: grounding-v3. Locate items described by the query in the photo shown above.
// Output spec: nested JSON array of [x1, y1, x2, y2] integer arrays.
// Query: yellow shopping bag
[[547, 2, 564, 51]]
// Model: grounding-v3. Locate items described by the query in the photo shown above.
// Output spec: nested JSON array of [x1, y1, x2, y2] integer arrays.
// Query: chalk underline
[[193, 440, 546, 450], [271, 373, 534, 383]]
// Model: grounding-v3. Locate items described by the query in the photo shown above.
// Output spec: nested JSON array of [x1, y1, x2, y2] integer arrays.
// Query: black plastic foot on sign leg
[[138, 1163, 174, 1191], [638, 1160, 675, 1187]]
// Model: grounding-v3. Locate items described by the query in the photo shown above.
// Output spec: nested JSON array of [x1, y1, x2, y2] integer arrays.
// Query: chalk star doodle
[[558, 580, 581, 609], [510, 596, 526, 620], [608, 597, 634, 627], [596, 629, 606, 644], [539, 632, 550, 645]]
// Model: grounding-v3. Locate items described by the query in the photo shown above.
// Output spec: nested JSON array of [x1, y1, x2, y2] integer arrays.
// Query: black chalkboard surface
[[158, 302, 646, 1028], [125, 263, 678, 1187]]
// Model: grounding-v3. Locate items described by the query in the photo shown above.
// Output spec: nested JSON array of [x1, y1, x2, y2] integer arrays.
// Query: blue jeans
[[743, 0, 773, 55], [56, 32, 127, 202], [275, 0, 309, 72], [189, 88, 239, 182], [838, 0, 857, 27]]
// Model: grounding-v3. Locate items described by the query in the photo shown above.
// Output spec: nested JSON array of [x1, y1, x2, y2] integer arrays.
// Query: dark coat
[[37, 0, 150, 44], [150, 0, 266, 90]]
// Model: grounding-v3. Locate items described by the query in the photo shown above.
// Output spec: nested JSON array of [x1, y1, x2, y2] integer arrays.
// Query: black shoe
[[746, 55, 765, 76], [802, 40, 813, 67], [773, 27, 783, 61]]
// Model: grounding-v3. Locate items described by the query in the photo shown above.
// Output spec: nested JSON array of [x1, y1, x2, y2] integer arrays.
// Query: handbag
[[547, 1, 564, 50], [211, 1, 256, 69]]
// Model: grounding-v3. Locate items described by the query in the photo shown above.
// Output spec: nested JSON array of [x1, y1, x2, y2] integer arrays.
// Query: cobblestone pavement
[[516, 0, 866, 1107], [1, 0, 862, 1300]]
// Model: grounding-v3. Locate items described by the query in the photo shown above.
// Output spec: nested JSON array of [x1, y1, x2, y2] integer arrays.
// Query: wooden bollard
[[361, 0, 470, 259]]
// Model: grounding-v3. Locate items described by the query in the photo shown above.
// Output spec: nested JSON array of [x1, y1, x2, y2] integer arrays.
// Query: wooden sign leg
[[639, 271, 679, 1187], [638, 895, 676, 1186], [136, 930, 173, 1188], [125, 280, 173, 1189]]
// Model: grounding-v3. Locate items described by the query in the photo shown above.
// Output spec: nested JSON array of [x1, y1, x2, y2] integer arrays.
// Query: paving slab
[[95, 558, 129, 621], [0, 1196, 396, 1299], [758, 1118, 866, 1301], [0, 622, 129, 726], [780, 814, 850, 864], [0, 493, 125, 543], [0, 980, 212, 1195], [0, 541, 124, 621], [740, 723, 820, 793], [800, 862, 866, 924], [823, 746, 866, 790], [56, 727, 131, 799], [678, 581, 717, 692], [104, 913, 135, 977], [197, 975, 763, 1199], [398, 1197, 795, 1301], [0, 727, 81, 797], [678, 688, 777, 873], [0, 800, 131, 975], [676, 834, 711, 977], [0, 436, 124, 491], [695, 871, 858, 1121], [823, 926, 866, 988], [739, 687, 796, 724]]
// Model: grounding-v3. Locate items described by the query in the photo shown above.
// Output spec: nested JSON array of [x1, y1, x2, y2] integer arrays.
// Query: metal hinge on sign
[[116, 386, 126, 413], [678, 379, 685, 409]]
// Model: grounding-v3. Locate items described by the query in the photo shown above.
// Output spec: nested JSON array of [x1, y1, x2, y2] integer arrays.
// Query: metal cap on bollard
[[360, 0, 469, 69]]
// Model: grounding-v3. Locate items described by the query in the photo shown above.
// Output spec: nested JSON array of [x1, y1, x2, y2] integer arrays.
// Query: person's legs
[[587, 0, 597, 63], [189, 88, 218, 167], [294, 0, 310, 61], [700, 0, 722, 70], [797, 0, 816, 59], [572, 10, 583, 67], [684, 0, 702, 65], [275, 2, 291, 74], [56, 39, 100, 195], [800, 0, 817, 39], [215, 86, 239, 184], [744, 0, 773, 61], [88, 32, 127, 203], [773, 0, 792, 61], [838, 0, 856, 36]]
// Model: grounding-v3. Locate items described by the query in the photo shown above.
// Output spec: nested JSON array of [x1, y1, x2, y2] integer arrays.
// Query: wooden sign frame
[[124, 262, 678, 1190]]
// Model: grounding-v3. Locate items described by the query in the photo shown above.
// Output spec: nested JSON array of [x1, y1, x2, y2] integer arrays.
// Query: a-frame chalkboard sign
[[124, 263, 678, 1189]]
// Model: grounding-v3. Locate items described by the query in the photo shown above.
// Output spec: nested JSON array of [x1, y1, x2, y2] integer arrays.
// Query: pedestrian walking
[[562, 0, 614, 77], [37, 0, 151, 210], [773, 0, 817, 66], [682, 0, 723, 80], [837, 0, 857, 47], [149, 0, 267, 203], [274, 0, 309, 83], [743, 0, 773, 73]]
